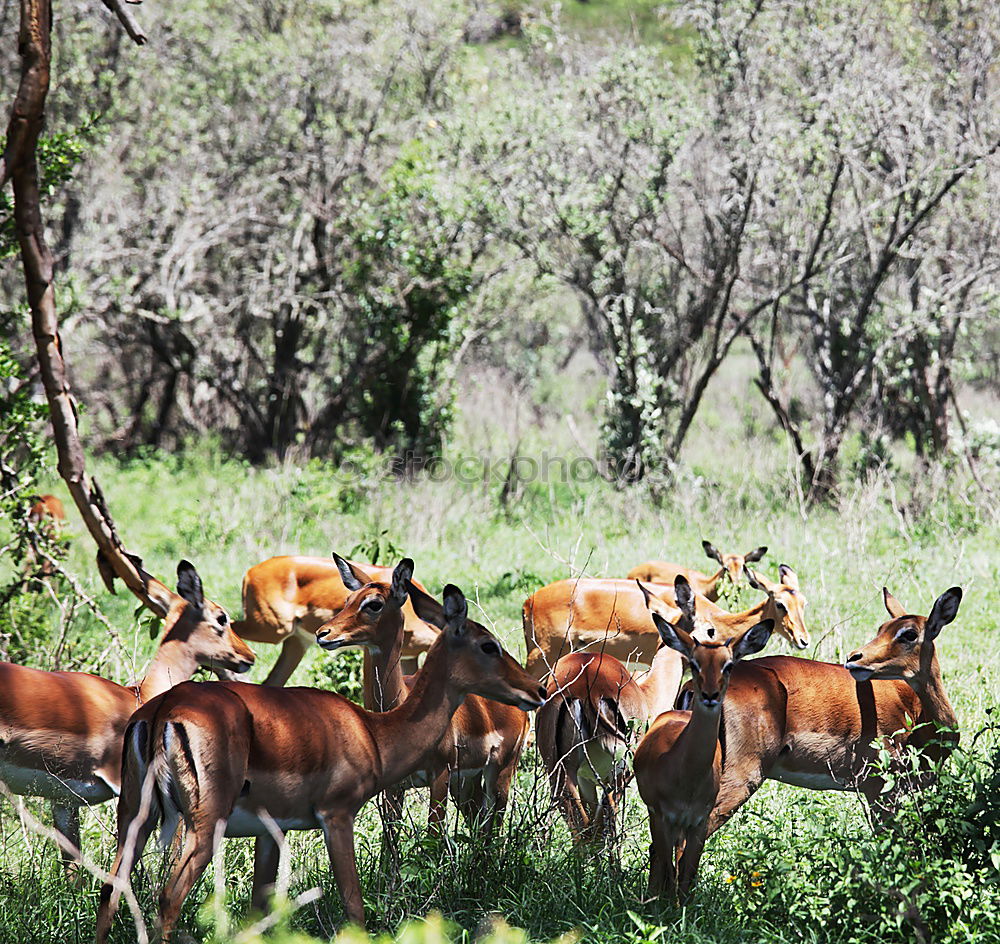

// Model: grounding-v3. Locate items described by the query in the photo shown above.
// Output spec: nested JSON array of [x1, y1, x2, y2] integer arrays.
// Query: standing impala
[[0, 561, 254, 875], [703, 585, 962, 835], [522, 566, 807, 679], [627, 540, 767, 601], [317, 555, 529, 841], [96, 582, 546, 942], [535, 603, 683, 843], [634, 576, 773, 899], [232, 554, 440, 685]]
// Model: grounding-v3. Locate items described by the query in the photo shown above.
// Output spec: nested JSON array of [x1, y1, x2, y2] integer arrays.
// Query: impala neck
[[679, 697, 723, 772], [909, 649, 958, 753], [370, 634, 464, 788], [637, 647, 682, 717], [701, 567, 725, 598], [363, 607, 407, 712], [137, 639, 200, 704]]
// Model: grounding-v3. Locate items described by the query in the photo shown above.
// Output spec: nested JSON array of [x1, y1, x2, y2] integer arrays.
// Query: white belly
[[0, 761, 115, 805], [770, 764, 850, 791], [224, 806, 321, 838]]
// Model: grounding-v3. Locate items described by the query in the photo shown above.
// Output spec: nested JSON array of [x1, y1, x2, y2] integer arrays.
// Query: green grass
[[1, 434, 999, 942]]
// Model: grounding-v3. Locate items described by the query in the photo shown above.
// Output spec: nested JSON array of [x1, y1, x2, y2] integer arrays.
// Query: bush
[[724, 729, 1000, 943]]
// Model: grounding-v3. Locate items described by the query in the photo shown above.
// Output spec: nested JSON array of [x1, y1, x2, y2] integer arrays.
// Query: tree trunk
[[6, 0, 171, 617]]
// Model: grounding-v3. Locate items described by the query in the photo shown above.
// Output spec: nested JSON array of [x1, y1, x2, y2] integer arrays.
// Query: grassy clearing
[[2, 443, 998, 942], [2, 353, 999, 942]]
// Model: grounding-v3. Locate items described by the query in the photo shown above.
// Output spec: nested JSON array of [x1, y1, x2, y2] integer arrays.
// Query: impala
[[26, 493, 67, 575], [627, 540, 767, 601], [522, 566, 807, 679], [232, 554, 440, 685], [96, 583, 546, 941], [0, 561, 254, 876], [634, 576, 773, 899], [535, 635, 683, 842], [28, 493, 66, 532], [317, 555, 529, 842], [702, 585, 962, 836]]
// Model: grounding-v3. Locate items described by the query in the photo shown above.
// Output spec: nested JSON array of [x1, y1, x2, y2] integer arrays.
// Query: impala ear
[[745, 545, 768, 564], [176, 560, 204, 610], [636, 580, 655, 608], [925, 587, 962, 641], [651, 611, 693, 658], [390, 558, 414, 606], [702, 540, 723, 564], [673, 575, 697, 621], [744, 567, 765, 591], [732, 619, 774, 660], [332, 552, 364, 592], [407, 581, 447, 629], [883, 587, 906, 619], [442, 584, 468, 637], [778, 564, 799, 589]]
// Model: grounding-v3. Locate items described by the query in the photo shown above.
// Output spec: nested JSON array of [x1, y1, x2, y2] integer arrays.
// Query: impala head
[[744, 565, 809, 650], [167, 560, 256, 674], [703, 540, 767, 586], [316, 554, 412, 653], [845, 586, 962, 686], [439, 584, 548, 712], [650, 576, 773, 710]]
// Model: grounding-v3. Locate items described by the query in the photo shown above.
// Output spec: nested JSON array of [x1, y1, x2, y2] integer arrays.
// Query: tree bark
[[6, 0, 171, 617]]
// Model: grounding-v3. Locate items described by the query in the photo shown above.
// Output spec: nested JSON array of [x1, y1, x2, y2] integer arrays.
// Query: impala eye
[[217, 612, 228, 626], [896, 627, 918, 643], [481, 640, 501, 656]]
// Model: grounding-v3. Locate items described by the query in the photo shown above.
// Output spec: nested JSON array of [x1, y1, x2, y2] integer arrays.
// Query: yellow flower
[[724, 873, 737, 884]]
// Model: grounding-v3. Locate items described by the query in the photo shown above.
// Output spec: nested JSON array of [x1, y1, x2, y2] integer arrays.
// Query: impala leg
[[251, 830, 284, 913], [378, 786, 405, 874], [321, 811, 365, 929], [50, 802, 82, 881], [428, 767, 450, 834], [157, 821, 222, 943], [677, 824, 708, 899], [646, 813, 677, 899], [97, 730, 161, 944], [263, 633, 311, 687], [488, 750, 519, 834]]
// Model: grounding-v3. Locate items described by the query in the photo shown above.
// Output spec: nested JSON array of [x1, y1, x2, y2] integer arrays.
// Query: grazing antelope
[[627, 540, 767, 601], [96, 584, 546, 941], [27, 493, 66, 533], [317, 555, 529, 840], [702, 585, 962, 836], [0, 561, 254, 876], [25, 493, 67, 576], [232, 555, 440, 686], [535, 639, 683, 842], [634, 576, 774, 900], [522, 566, 807, 679]]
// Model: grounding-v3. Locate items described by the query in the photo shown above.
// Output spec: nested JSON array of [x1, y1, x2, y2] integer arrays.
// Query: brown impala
[[522, 565, 807, 679], [634, 576, 773, 899], [0, 561, 254, 876], [316, 555, 529, 846], [232, 554, 440, 685], [698, 584, 962, 835], [535, 624, 683, 842], [627, 540, 768, 600], [96, 582, 546, 941]]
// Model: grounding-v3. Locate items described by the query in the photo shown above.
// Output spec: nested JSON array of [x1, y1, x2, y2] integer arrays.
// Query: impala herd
[[0, 518, 965, 940]]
